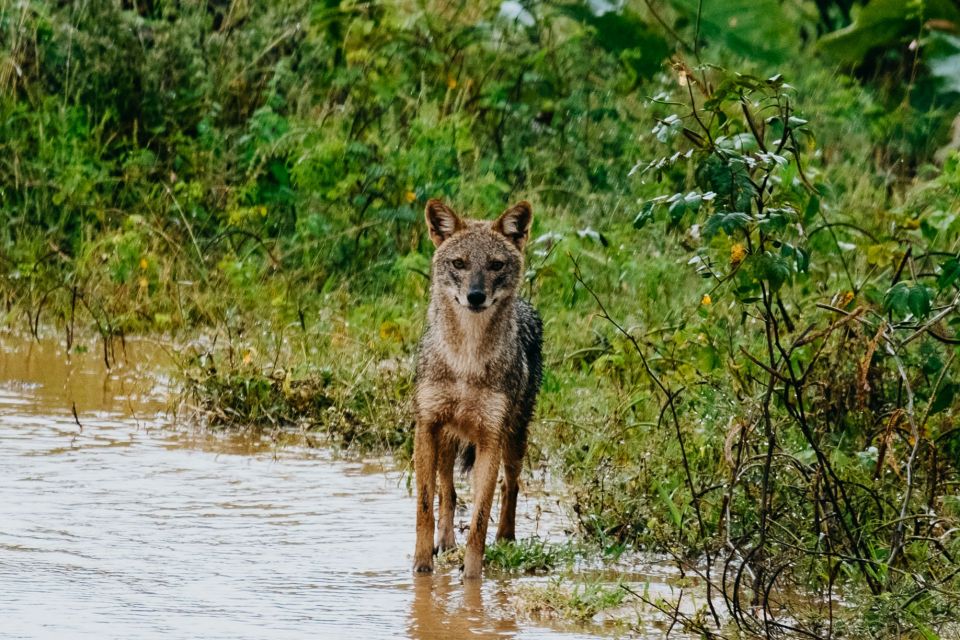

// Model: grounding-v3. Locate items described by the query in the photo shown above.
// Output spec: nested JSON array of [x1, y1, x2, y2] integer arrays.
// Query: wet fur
[[412, 200, 543, 579]]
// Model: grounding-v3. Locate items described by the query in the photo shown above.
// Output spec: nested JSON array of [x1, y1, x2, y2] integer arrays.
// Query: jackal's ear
[[425, 199, 463, 247], [493, 201, 533, 250]]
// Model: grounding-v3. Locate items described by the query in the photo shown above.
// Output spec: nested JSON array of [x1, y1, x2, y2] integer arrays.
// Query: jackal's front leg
[[436, 434, 458, 553], [413, 421, 438, 573], [463, 437, 502, 579]]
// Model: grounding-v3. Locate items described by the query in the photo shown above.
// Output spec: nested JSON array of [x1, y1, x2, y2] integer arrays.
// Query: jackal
[[412, 199, 543, 579]]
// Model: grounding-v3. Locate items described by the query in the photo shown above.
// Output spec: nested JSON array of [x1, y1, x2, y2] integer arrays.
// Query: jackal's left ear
[[493, 201, 533, 250], [425, 199, 463, 247]]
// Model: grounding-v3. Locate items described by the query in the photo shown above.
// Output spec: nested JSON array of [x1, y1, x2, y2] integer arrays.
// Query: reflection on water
[[0, 336, 691, 639], [410, 574, 517, 639]]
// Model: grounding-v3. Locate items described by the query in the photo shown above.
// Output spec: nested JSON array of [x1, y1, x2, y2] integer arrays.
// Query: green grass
[[483, 539, 580, 574], [515, 577, 627, 623]]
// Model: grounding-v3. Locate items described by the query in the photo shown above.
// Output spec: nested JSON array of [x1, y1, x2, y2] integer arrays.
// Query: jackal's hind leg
[[495, 433, 525, 542]]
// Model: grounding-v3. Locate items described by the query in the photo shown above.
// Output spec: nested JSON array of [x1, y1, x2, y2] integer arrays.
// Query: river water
[[0, 337, 697, 639]]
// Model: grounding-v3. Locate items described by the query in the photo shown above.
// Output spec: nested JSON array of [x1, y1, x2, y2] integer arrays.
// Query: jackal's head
[[425, 199, 533, 314]]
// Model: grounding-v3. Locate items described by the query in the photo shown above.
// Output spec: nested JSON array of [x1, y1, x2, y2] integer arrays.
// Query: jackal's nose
[[466, 290, 487, 306]]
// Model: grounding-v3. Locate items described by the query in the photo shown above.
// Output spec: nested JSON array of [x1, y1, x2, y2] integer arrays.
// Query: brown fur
[[412, 199, 543, 579]]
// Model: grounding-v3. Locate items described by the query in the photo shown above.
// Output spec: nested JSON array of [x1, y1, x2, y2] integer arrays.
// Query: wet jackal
[[412, 199, 543, 579]]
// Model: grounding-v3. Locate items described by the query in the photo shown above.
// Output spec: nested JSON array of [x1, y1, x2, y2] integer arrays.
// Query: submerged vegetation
[[3, 0, 960, 636]]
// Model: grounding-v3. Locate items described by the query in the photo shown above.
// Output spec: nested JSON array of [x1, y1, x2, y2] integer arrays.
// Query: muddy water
[[0, 337, 697, 639]]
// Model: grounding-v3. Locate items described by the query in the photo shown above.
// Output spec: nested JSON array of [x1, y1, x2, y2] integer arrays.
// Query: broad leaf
[[930, 381, 957, 415], [703, 211, 751, 238], [884, 282, 911, 316], [939, 257, 960, 289], [819, 0, 960, 63], [928, 32, 960, 96], [908, 285, 932, 319], [667, 0, 801, 64], [752, 252, 791, 292]]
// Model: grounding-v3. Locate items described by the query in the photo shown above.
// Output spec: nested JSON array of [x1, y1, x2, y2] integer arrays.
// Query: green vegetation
[[515, 576, 627, 623], [4, 0, 960, 636], [484, 538, 581, 574]]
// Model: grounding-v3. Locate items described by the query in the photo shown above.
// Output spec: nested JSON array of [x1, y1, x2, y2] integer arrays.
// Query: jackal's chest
[[414, 381, 508, 440]]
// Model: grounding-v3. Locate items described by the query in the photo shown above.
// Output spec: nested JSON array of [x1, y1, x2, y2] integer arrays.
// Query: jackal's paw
[[461, 551, 482, 580], [412, 557, 434, 574], [435, 534, 457, 554]]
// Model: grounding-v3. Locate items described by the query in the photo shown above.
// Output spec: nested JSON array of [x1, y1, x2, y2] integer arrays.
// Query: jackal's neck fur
[[427, 282, 517, 378]]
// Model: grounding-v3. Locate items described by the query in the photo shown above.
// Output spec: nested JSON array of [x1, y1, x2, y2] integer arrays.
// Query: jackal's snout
[[466, 288, 486, 308], [464, 269, 490, 311]]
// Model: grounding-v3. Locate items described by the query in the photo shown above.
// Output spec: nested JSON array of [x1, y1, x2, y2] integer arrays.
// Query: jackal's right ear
[[425, 199, 463, 247]]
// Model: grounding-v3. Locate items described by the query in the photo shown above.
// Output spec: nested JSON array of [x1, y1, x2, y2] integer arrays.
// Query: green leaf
[[633, 199, 660, 229], [908, 285, 932, 319], [696, 155, 755, 212], [884, 282, 911, 316], [703, 211, 751, 238], [655, 481, 683, 528], [752, 252, 791, 292], [758, 207, 798, 233], [818, 0, 960, 63], [912, 620, 941, 640], [938, 258, 960, 289], [803, 195, 821, 223], [697, 344, 721, 371], [781, 242, 811, 273], [929, 33, 960, 96], [666, 191, 704, 223], [667, 0, 801, 64]]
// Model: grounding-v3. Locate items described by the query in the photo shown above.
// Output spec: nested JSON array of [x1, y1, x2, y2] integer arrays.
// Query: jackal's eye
[[451, 258, 466, 269], [488, 260, 505, 272]]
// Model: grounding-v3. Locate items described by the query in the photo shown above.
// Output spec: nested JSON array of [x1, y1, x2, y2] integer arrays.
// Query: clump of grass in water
[[434, 539, 577, 574], [515, 577, 626, 623], [181, 359, 413, 454], [484, 539, 579, 574]]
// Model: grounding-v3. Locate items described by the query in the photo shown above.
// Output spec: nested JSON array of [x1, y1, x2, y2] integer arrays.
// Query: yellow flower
[[730, 243, 747, 265], [138, 277, 148, 289], [839, 291, 854, 308], [446, 75, 457, 90], [139, 257, 149, 270], [405, 190, 416, 203], [701, 294, 712, 305]]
